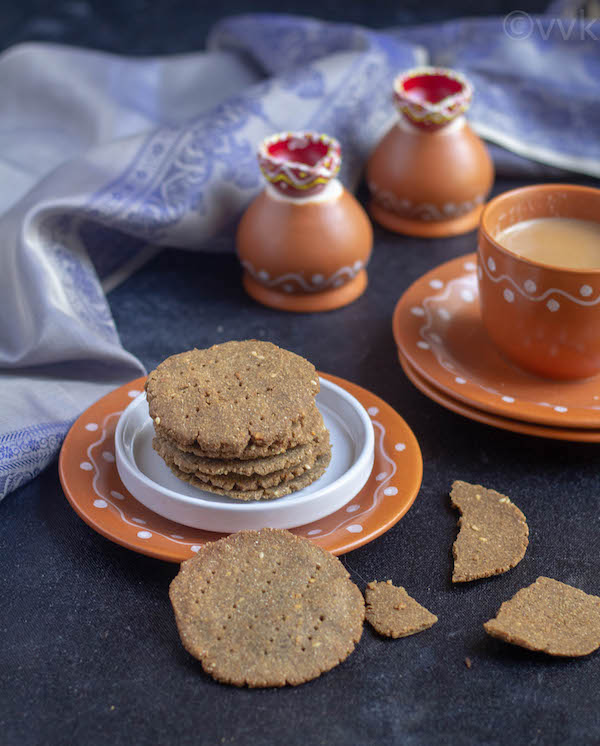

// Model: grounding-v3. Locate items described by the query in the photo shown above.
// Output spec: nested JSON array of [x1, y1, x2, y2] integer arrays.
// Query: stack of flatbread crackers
[[146, 341, 331, 501]]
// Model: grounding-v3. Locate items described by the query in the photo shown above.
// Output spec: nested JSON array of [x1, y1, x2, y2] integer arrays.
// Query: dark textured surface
[[3, 1, 600, 744], [2, 0, 551, 54], [3, 175, 600, 745]]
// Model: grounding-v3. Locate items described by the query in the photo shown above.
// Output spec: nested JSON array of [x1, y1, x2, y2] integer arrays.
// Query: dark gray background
[[4, 0, 550, 54], [2, 2, 599, 745]]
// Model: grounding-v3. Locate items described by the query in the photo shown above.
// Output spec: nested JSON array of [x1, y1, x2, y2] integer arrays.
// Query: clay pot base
[[369, 200, 484, 238], [242, 270, 368, 312]]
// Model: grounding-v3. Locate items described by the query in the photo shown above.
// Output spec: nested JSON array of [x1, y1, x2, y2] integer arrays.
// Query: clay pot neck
[[265, 178, 343, 206], [258, 131, 341, 198], [396, 113, 467, 137], [393, 67, 473, 132]]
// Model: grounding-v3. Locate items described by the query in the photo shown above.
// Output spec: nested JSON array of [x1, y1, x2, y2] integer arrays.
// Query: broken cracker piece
[[450, 480, 528, 583], [365, 580, 438, 638], [484, 577, 600, 657]]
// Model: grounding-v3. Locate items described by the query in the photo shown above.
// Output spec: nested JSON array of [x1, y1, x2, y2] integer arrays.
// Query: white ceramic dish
[[115, 377, 374, 532]]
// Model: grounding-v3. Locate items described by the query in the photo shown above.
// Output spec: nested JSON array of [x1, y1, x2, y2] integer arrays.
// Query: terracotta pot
[[367, 67, 494, 238], [478, 184, 600, 380], [237, 132, 373, 312]]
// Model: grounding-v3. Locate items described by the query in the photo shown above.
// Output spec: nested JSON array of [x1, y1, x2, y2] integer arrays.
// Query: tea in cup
[[477, 184, 600, 380]]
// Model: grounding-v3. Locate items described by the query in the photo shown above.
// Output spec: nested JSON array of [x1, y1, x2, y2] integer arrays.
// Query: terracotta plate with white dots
[[58, 373, 422, 562], [115, 377, 376, 533], [393, 253, 600, 430], [399, 351, 600, 442]]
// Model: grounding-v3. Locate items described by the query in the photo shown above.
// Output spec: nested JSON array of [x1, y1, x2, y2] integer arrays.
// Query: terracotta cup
[[237, 131, 373, 313], [478, 184, 600, 380]]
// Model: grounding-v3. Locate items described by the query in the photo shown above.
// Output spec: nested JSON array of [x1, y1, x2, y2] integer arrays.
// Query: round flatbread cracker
[[146, 341, 320, 458], [173, 405, 325, 461], [170, 529, 365, 687], [153, 428, 328, 477]]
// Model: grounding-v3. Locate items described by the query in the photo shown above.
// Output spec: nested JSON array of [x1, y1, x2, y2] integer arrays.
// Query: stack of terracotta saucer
[[393, 254, 600, 442]]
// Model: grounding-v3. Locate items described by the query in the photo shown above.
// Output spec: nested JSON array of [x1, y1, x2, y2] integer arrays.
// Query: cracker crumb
[[465, 657, 472, 669]]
